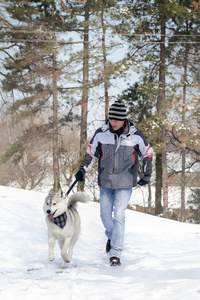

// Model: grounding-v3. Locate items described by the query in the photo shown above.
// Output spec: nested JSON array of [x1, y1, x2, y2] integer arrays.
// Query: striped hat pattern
[[108, 100, 127, 121]]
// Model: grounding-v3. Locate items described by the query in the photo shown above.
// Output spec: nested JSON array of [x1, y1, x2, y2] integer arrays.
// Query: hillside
[[0, 186, 200, 300]]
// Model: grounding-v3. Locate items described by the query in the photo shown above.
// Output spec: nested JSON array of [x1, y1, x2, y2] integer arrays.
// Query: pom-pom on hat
[[108, 100, 127, 121]]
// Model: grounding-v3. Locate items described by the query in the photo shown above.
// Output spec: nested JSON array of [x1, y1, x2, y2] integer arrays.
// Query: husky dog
[[43, 190, 88, 265]]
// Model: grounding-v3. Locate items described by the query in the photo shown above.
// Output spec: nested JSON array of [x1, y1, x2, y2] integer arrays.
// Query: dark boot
[[110, 256, 121, 267]]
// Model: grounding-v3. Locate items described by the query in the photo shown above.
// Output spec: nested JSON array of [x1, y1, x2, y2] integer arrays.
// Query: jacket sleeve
[[135, 128, 153, 177], [80, 128, 102, 173]]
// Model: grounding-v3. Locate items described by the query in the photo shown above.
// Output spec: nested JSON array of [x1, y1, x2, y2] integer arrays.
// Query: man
[[75, 100, 153, 266]]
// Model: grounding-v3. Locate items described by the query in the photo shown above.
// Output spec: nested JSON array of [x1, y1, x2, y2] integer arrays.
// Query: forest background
[[0, 0, 200, 223]]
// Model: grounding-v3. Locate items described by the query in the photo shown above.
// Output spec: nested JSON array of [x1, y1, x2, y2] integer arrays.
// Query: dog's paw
[[61, 260, 66, 266], [61, 260, 70, 266], [49, 256, 54, 262]]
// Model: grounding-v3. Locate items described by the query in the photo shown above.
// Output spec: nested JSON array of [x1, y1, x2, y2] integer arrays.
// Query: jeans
[[99, 187, 132, 259]]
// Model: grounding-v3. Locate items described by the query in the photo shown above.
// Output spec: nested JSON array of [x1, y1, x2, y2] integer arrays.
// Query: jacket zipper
[[112, 134, 118, 173]]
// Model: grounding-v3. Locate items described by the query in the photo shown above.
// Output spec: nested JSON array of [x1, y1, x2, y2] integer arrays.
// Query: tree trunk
[[160, 9, 168, 218], [155, 153, 162, 215], [162, 139, 168, 218], [52, 51, 60, 193], [181, 148, 186, 221], [148, 182, 152, 214], [156, 1, 168, 218], [181, 23, 188, 222], [80, 0, 90, 155], [78, 1, 90, 192], [52, 5, 60, 194], [101, 1, 109, 120]]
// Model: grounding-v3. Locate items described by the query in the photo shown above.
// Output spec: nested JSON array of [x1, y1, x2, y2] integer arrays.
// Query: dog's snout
[[46, 209, 51, 214]]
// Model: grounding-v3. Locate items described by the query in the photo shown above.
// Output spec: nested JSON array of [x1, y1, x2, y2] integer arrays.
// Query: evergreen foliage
[[188, 188, 200, 223], [0, 0, 200, 221]]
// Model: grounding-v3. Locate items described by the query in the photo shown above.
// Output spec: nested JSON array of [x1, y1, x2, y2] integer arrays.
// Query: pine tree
[[0, 0, 75, 191], [167, 0, 200, 221], [120, 0, 197, 217]]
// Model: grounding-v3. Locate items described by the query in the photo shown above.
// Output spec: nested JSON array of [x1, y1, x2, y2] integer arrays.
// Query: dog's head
[[43, 189, 67, 219]]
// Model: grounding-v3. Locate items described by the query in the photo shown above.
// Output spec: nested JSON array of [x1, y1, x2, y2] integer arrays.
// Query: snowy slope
[[0, 186, 200, 300]]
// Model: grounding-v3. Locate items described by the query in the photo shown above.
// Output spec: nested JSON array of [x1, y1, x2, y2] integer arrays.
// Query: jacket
[[80, 120, 153, 189]]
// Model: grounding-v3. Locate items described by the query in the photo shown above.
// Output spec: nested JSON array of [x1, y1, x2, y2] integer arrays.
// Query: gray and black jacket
[[80, 120, 153, 189]]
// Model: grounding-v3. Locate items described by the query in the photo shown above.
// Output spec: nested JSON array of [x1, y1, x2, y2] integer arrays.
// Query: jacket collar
[[103, 119, 137, 136]]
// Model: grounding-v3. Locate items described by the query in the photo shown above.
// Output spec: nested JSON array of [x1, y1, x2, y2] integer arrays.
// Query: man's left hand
[[137, 176, 150, 186]]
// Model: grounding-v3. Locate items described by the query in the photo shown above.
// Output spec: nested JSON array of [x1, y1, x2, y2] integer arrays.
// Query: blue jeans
[[100, 187, 132, 259]]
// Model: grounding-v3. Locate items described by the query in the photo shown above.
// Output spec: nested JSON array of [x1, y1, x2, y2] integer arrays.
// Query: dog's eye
[[53, 203, 56, 206]]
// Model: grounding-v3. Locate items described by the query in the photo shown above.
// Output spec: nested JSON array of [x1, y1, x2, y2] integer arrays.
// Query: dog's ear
[[50, 189, 54, 195], [57, 188, 63, 198], [52, 187, 63, 197], [54, 191, 63, 203], [45, 189, 54, 202]]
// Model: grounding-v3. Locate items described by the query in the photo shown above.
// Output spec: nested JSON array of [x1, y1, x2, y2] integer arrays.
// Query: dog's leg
[[59, 241, 69, 266], [58, 240, 64, 250], [48, 237, 55, 261], [60, 236, 71, 263], [66, 233, 80, 263], [66, 242, 74, 263]]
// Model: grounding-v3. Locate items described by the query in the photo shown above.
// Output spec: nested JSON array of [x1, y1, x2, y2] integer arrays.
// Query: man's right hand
[[75, 168, 85, 182]]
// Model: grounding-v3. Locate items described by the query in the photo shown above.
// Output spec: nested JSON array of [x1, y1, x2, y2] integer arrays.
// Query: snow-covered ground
[[0, 185, 200, 300]]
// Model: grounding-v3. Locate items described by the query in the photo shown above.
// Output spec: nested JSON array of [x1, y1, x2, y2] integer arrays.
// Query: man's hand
[[137, 176, 150, 186], [75, 168, 85, 182]]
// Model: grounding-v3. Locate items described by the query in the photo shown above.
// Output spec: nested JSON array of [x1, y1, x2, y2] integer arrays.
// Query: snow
[[1, 185, 200, 300]]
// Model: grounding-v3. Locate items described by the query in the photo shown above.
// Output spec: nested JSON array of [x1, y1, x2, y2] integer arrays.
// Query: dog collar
[[51, 212, 67, 228]]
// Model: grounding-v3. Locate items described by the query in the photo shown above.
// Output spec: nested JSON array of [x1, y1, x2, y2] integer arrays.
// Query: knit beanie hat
[[108, 100, 127, 121]]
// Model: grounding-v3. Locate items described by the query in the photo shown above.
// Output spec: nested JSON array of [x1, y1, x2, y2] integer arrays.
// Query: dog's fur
[[43, 190, 88, 265]]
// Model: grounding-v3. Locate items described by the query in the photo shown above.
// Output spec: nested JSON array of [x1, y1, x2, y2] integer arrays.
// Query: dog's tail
[[67, 192, 89, 209]]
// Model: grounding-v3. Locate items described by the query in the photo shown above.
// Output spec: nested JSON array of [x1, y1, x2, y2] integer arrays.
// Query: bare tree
[[0, 117, 51, 188]]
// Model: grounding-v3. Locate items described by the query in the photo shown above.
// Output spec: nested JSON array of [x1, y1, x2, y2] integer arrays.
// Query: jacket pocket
[[99, 165, 105, 175]]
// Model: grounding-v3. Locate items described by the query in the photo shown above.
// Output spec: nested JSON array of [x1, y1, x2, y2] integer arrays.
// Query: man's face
[[109, 119, 124, 131]]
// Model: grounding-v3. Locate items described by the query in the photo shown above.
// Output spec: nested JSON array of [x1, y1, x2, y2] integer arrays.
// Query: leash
[[66, 179, 78, 196]]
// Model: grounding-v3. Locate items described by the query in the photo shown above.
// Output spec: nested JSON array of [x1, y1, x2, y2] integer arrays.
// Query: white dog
[[43, 190, 88, 265]]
